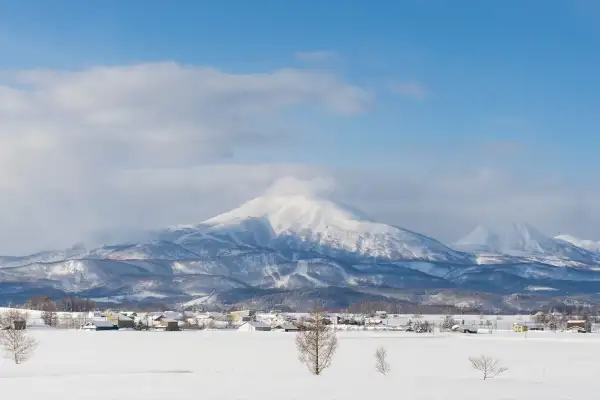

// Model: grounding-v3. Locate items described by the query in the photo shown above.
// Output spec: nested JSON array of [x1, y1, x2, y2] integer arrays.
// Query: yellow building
[[228, 310, 256, 324], [512, 322, 529, 332]]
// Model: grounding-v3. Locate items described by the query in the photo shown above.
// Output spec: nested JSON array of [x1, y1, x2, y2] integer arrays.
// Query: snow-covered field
[[1, 329, 597, 399]]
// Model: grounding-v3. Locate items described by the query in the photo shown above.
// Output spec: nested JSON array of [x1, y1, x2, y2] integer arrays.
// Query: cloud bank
[[0, 61, 599, 254], [0, 62, 370, 253]]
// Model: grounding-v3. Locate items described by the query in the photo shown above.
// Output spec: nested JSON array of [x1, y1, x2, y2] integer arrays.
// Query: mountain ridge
[[555, 234, 600, 253], [1, 190, 600, 310]]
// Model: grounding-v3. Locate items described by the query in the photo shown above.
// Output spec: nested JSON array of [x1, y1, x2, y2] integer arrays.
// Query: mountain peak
[[204, 192, 375, 235], [454, 222, 598, 264], [454, 222, 556, 255], [196, 183, 471, 263]]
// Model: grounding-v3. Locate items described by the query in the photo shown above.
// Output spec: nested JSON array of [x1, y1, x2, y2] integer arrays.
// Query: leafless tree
[[296, 308, 338, 375], [59, 313, 78, 329], [469, 355, 507, 380], [0, 310, 38, 364], [533, 312, 548, 325], [73, 312, 89, 328], [485, 320, 493, 333], [41, 309, 59, 327], [0, 309, 30, 328], [374, 346, 391, 375]]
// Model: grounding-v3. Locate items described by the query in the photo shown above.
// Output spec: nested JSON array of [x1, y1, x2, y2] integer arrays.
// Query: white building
[[237, 321, 271, 332]]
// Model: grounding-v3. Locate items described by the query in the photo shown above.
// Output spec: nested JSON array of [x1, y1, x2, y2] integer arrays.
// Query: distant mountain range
[[1, 190, 600, 312]]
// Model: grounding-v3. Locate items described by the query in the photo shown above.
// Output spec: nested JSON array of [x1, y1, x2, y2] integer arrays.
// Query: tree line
[[23, 296, 97, 313]]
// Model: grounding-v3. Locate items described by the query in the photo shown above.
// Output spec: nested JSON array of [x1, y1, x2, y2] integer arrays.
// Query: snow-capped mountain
[[1, 190, 600, 310], [555, 235, 600, 253], [453, 222, 599, 266], [193, 193, 474, 264]]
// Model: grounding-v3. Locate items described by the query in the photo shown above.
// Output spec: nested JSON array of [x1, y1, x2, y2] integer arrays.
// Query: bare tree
[[296, 308, 338, 375], [533, 312, 548, 325], [374, 346, 391, 375], [73, 312, 89, 328], [41, 309, 59, 327], [469, 355, 507, 380], [59, 313, 76, 329], [0, 309, 30, 329], [0, 310, 38, 364]]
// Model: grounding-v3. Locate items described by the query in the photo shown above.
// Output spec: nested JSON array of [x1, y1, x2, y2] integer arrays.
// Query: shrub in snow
[[413, 319, 432, 333], [0, 310, 38, 364], [374, 346, 390, 375], [441, 315, 455, 332], [469, 355, 507, 380]]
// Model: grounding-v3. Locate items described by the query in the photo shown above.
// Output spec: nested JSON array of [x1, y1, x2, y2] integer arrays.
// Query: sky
[[0, 0, 599, 254]]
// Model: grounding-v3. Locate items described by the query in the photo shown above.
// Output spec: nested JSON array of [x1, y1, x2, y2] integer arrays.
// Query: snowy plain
[[1, 328, 597, 400]]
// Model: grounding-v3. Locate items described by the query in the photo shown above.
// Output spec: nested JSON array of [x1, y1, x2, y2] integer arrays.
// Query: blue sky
[[1, 1, 600, 252], [2, 0, 599, 172]]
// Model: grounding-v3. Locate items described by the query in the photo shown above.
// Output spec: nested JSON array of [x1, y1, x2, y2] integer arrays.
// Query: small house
[[13, 319, 26, 330], [237, 321, 271, 332], [104, 312, 135, 329], [229, 310, 257, 324], [566, 320, 586, 329], [157, 319, 180, 331], [513, 322, 529, 332], [513, 322, 543, 332], [117, 314, 135, 329], [275, 323, 300, 332], [452, 324, 478, 334], [82, 320, 119, 331]]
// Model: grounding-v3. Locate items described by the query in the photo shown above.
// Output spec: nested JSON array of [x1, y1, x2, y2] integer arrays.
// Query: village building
[[154, 318, 180, 331], [116, 314, 135, 329], [274, 323, 300, 332], [566, 320, 588, 332], [237, 321, 271, 332], [82, 320, 119, 331], [229, 310, 257, 324], [513, 322, 544, 332]]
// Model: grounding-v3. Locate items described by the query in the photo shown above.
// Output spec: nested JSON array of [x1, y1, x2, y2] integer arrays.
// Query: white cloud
[[0, 62, 371, 254], [264, 176, 335, 198], [0, 62, 371, 171], [332, 168, 600, 243]]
